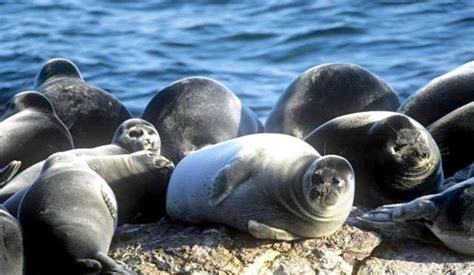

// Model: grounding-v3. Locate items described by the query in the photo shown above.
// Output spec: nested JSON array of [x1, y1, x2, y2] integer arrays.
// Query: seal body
[[167, 134, 354, 240], [265, 63, 400, 138], [428, 102, 474, 177], [82, 151, 174, 225], [18, 153, 129, 274], [304, 111, 443, 207], [0, 205, 23, 275], [142, 77, 263, 164], [0, 118, 161, 203], [361, 178, 474, 256], [34, 58, 132, 148], [0, 91, 73, 172], [399, 61, 474, 126]]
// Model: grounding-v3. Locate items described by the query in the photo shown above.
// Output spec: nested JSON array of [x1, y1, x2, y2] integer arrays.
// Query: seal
[[142, 76, 263, 164], [399, 61, 474, 126], [428, 102, 474, 177], [265, 63, 400, 138], [34, 57, 132, 148], [0, 205, 23, 275], [0, 118, 161, 202], [166, 133, 354, 240], [18, 152, 131, 274], [0, 91, 73, 172], [5, 151, 174, 224], [359, 177, 474, 256], [304, 111, 443, 208]]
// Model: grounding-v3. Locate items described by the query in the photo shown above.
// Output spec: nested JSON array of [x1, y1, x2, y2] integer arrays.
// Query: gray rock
[[110, 208, 474, 274]]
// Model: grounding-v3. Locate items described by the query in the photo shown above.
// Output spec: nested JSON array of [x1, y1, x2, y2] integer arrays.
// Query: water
[[1, 0, 473, 120]]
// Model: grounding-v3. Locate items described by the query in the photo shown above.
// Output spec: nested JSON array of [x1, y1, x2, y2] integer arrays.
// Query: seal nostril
[[331, 177, 340, 185]]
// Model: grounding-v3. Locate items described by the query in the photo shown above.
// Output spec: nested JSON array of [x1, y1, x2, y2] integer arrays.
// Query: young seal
[[0, 118, 161, 202], [0, 205, 23, 275], [399, 61, 474, 126], [428, 102, 474, 177], [18, 153, 131, 274], [0, 91, 73, 172], [359, 178, 474, 256], [142, 76, 263, 164], [265, 63, 400, 138], [34, 57, 132, 148], [304, 111, 443, 208], [166, 134, 355, 240]]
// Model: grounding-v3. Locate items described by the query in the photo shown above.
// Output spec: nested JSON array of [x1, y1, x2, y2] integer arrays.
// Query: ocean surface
[[1, 0, 473, 120]]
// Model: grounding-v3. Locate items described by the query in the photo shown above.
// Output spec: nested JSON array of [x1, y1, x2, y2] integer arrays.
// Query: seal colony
[[0, 58, 472, 273]]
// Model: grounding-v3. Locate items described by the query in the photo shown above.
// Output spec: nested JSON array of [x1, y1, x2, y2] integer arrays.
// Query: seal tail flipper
[[0, 161, 21, 188], [208, 148, 256, 206], [96, 252, 136, 275], [248, 220, 300, 241]]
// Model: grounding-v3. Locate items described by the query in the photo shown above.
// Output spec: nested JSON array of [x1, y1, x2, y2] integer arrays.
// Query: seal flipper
[[74, 259, 102, 273], [0, 161, 21, 188], [208, 148, 256, 206], [96, 252, 136, 275], [248, 220, 300, 241], [360, 197, 438, 223]]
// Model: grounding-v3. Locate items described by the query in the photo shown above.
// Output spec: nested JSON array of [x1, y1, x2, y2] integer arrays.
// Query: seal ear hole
[[128, 128, 144, 138]]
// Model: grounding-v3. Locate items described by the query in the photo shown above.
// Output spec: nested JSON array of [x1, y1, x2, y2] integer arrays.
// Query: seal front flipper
[[360, 197, 438, 223], [208, 148, 256, 206], [248, 220, 300, 241], [0, 161, 21, 188]]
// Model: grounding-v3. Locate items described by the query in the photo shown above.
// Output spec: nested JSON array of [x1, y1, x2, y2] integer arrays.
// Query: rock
[[110, 209, 381, 274], [110, 207, 474, 274], [356, 241, 474, 274]]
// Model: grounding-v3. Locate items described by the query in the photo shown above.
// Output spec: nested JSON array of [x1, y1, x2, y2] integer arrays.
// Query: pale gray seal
[[360, 177, 474, 256], [265, 63, 400, 138], [166, 134, 354, 240], [19, 153, 132, 274], [34, 58, 132, 148], [304, 111, 443, 207], [399, 61, 474, 126], [141, 76, 263, 164], [0, 91, 73, 172]]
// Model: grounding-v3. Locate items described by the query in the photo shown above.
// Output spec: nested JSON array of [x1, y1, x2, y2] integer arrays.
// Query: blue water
[[1, 1, 473, 120]]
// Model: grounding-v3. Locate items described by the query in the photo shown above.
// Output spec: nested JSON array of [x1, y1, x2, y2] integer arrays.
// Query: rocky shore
[[110, 208, 474, 274]]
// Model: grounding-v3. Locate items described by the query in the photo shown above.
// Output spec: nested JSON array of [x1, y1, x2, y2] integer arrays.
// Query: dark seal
[[304, 111, 443, 208], [19, 153, 131, 274], [0, 205, 23, 275], [34, 57, 132, 148], [399, 61, 474, 126], [142, 76, 263, 164], [428, 102, 474, 177], [0, 91, 73, 172], [265, 63, 400, 138]]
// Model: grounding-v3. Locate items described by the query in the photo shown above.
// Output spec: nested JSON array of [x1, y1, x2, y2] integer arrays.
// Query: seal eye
[[128, 128, 144, 138]]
